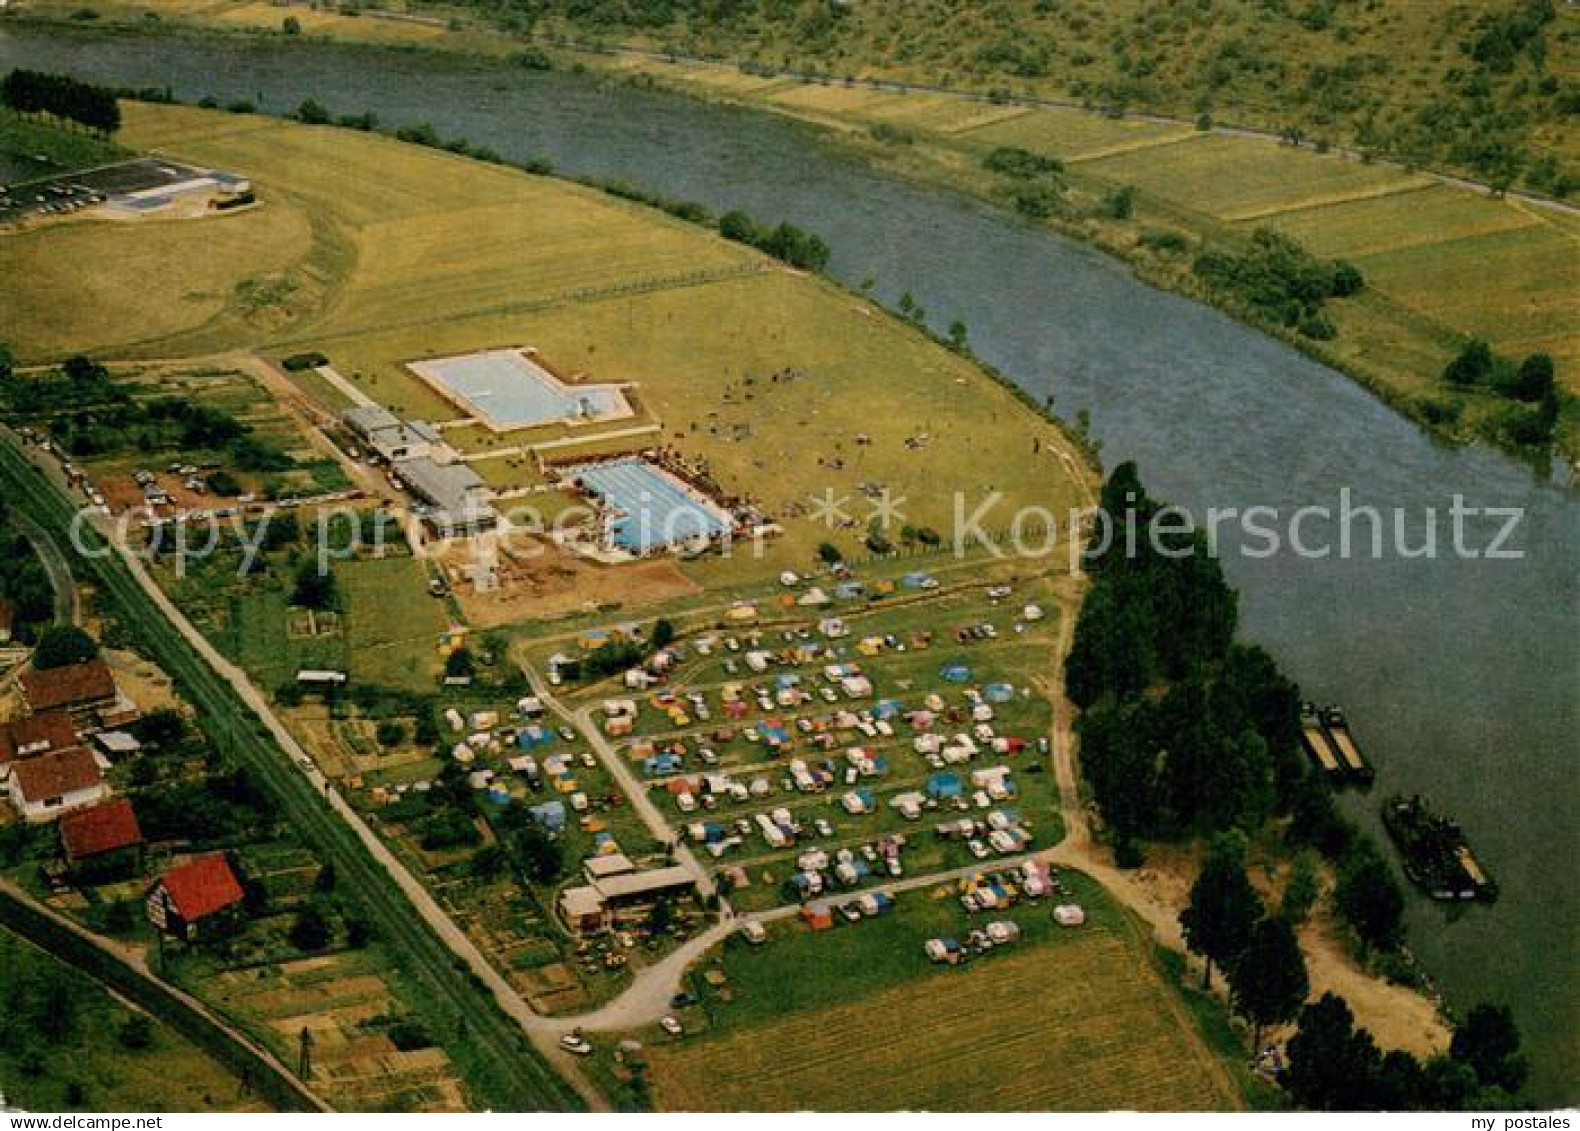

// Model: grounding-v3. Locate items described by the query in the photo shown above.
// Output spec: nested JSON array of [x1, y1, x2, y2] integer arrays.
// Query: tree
[[816, 541, 842, 566], [651, 618, 676, 649], [1450, 1003, 1528, 1095], [1229, 915, 1309, 1048], [375, 720, 406, 748], [291, 560, 338, 611], [444, 646, 475, 680], [117, 1014, 154, 1050], [31, 625, 99, 670], [282, 15, 302, 35], [1443, 339, 1494, 386], [288, 906, 332, 952], [1279, 852, 1321, 926], [1179, 832, 1264, 988], [1284, 993, 1382, 1111], [512, 821, 563, 884], [295, 98, 331, 125], [1334, 843, 1404, 951], [947, 320, 969, 350], [1507, 353, 1555, 402]]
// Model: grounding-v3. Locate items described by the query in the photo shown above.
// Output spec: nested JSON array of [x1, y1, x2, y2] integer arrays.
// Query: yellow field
[[957, 106, 1195, 161], [1080, 133, 1430, 222], [648, 936, 1236, 1112], [3, 102, 1089, 570]]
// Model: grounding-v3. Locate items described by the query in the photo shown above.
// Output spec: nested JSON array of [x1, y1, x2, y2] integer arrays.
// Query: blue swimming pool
[[570, 458, 730, 553], [411, 350, 628, 430]]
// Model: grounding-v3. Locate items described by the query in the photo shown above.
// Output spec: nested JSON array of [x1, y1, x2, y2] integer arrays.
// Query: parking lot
[[0, 155, 238, 223]]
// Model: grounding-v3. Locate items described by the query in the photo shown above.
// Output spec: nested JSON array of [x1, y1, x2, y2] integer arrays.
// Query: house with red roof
[[59, 798, 143, 879], [146, 854, 246, 941], [6, 747, 108, 823], [0, 712, 80, 773], [19, 659, 120, 723]]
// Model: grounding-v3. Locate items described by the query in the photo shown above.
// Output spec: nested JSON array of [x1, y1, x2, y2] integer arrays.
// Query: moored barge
[[1381, 794, 1497, 902], [1320, 705, 1375, 785]]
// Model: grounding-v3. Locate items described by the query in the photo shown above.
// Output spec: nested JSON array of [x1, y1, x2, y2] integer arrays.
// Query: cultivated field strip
[[648, 938, 1233, 1112]]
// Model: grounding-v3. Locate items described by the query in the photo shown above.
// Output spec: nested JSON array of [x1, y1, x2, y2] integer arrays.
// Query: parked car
[[559, 1034, 593, 1055], [659, 1016, 683, 1037]]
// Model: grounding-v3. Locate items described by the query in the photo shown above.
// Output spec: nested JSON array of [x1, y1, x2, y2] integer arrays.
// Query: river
[[2, 27, 1575, 1102]]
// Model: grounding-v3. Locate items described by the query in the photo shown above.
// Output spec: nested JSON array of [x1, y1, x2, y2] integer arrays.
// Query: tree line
[[1193, 228, 1364, 341], [1068, 462, 1527, 1107], [1068, 463, 1405, 950], [0, 354, 294, 473], [1440, 340, 1562, 448], [1, 68, 122, 137]]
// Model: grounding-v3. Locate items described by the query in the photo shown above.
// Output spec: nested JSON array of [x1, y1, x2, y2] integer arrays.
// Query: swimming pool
[[569, 458, 731, 554], [409, 349, 631, 431]]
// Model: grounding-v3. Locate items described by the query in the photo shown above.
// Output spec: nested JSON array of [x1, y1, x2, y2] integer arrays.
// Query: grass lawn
[[8, 101, 1088, 573], [645, 871, 1241, 1111], [0, 110, 128, 176], [339, 555, 449, 691], [0, 928, 268, 1112]]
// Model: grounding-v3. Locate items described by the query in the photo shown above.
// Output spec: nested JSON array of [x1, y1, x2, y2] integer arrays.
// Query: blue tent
[[927, 772, 964, 799], [834, 581, 865, 600], [874, 698, 902, 719], [901, 572, 935, 589], [940, 663, 972, 683], [643, 752, 683, 775], [776, 672, 802, 689], [517, 726, 556, 750], [985, 682, 1015, 703]]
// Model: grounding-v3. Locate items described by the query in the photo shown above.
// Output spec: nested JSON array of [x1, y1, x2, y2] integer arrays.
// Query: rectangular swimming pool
[[409, 350, 631, 431], [568, 458, 731, 554]]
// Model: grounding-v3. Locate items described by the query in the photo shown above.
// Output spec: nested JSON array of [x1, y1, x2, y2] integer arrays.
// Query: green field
[[0, 928, 267, 1112], [645, 872, 1242, 1111], [4, 101, 1091, 570]]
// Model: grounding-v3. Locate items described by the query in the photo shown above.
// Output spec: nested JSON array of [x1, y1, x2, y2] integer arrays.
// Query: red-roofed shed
[[147, 854, 245, 940]]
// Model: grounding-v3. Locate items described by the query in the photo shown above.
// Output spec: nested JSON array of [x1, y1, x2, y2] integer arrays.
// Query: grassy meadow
[[0, 929, 267, 1112], [645, 871, 1243, 1112], [5, 101, 1092, 571]]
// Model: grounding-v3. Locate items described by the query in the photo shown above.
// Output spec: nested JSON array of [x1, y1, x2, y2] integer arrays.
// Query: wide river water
[[3, 27, 1575, 1101]]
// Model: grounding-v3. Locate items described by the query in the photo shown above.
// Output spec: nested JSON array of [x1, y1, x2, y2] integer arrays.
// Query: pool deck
[[407, 348, 636, 434]]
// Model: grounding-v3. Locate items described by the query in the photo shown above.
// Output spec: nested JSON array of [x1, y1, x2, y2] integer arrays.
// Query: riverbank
[[3, 25, 1574, 1104], [6, 5, 1575, 469]]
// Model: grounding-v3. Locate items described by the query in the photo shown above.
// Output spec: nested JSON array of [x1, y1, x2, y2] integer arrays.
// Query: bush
[[295, 99, 332, 125], [375, 720, 406, 748], [117, 1015, 154, 1050], [1443, 339, 1494, 386], [32, 625, 99, 670], [288, 906, 332, 952], [983, 146, 1063, 178]]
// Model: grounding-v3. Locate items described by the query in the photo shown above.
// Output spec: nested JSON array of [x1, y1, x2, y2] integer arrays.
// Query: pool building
[[408, 349, 634, 432], [565, 457, 733, 556]]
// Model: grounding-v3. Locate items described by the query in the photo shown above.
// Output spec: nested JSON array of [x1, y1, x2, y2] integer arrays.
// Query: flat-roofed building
[[396, 457, 497, 537]]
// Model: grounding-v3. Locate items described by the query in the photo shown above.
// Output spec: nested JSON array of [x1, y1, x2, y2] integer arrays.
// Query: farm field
[[959, 106, 1195, 161], [646, 875, 1240, 1111], [595, 57, 1578, 452]]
